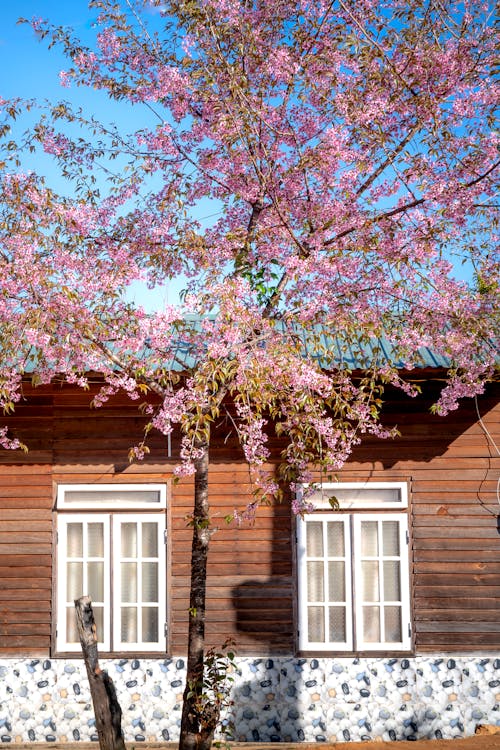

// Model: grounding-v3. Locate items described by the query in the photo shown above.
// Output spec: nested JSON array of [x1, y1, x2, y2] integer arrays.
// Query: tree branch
[[325, 158, 500, 247]]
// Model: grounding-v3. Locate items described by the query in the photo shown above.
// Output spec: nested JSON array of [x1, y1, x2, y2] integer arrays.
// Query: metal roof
[[163, 318, 452, 372]]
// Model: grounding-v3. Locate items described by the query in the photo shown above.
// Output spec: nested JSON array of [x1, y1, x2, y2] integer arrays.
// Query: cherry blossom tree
[[0, 1, 498, 748]]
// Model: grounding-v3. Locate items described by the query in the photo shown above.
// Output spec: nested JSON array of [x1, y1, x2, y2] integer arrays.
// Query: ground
[[243, 738, 500, 750], [300, 737, 500, 750], [7, 738, 500, 750]]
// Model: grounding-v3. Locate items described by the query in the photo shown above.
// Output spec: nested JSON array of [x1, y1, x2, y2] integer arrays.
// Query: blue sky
[[0, 1, 99, 100]]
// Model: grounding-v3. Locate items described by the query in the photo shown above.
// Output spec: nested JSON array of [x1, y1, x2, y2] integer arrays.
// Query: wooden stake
[[74, 596, 126, 750]]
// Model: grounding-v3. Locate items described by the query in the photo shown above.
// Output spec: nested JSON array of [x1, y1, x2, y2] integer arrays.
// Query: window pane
[[88, 562, 104, 602], [121, 562, 137, 602], [68, 605, 104, 644], [88, 523, 104, 557], [362, 605, 380, 643], [384, 605, 402, 641], [362, 560, 380, 602], [307, 606, 324, 642], [328, 561, 345, 601], [66, 607, 79, 643], [383, 561, 401, 600], [121, 607, 137, 642], [121, 523, 137, 558], [64, 489, 162, 505], [93, 606, 104, 642], [383, 521, 400, 556], [306, 522, 323, 556], [325, 487, 402, 506], [307, 561, 324, 602], [327, 522, 344, 556], [67, 562, 83, 600], [142, 562, 158, 603], [328, 607, 346, 642], [361, 521, 378, 556], [142, 523, 158, 557], [67, 524, 83, 557], [142, 608, 159, 642]]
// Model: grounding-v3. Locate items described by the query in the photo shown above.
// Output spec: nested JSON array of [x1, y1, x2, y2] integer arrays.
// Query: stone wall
[[1, 656, 499, 743]]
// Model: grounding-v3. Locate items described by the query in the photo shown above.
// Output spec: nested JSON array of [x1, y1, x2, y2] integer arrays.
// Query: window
[[297, 483, 411, 652], [56, 484, 167, 653]]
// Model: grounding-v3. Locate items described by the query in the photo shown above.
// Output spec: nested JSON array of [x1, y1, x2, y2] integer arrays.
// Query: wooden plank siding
[[0, 375, 498, 657]]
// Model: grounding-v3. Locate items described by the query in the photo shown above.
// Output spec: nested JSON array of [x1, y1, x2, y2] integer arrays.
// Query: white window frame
[[297, 482, 411, 653], [304, 481, 408, 510], [57, 483, 167, 509], [56, 485, 167, 654], [297, 514, 353, 651], [353, 513, 411, 651], [112, 514, 167, 652], [57, 514, 112, 652]]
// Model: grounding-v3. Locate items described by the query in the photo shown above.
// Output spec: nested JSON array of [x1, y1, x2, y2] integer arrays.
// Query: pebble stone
[[1, 656, 500, 742]]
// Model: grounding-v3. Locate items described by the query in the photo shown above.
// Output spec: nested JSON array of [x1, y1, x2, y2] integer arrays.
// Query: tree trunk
[[179, 440, 215, 750], [74, 596, 126, 750]]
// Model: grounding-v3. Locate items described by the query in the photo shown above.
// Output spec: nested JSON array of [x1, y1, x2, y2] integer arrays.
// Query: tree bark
[[179, 440, 215, 750], [74, 596, 126, 750]]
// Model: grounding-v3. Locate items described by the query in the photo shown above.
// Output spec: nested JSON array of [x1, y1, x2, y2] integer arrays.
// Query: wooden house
[[0, 367, 499, 743]]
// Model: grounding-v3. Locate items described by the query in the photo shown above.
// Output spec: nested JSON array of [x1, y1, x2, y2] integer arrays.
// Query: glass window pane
[[384, 605, 402, 642], [121, 562, 138, 602], [383, 561, 401, 601], [307, 560, 324, 602], [307, 606, 324, 642], [306, 522, 323, 556], [88, 562, 104, 602], [328, 607, 346, 642], [142, 523, 158, 557], [93, 606, 104, 643], [121, 607, 137, 643], [327, 522, 345, 556], [142, 608, 159, 642], [64, 489, 161, 505], [383, 521, 400, 556], [328, 561, 345, 602], [87, 523, 104, 557], [142, 562, 158, 603], [121, 523, 137, 558], [362, 605, 380, 643], [67, 562, 83, 600], [362, 560, 380, 602], [361, 521, 378, 556], [323, 487, 401, 506], [66, 607, 79, 643], [67, 524, 83, 557]]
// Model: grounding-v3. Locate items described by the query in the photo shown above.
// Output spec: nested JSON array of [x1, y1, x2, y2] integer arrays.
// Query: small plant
[[185, 638, 236, 750]]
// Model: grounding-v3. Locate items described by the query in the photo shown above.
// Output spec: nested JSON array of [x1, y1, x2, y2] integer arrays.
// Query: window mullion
[[323, 520, 328, 646], [82, 522, 88, 609], [138, 520, 143, 645], [378, 519, 385, 645]]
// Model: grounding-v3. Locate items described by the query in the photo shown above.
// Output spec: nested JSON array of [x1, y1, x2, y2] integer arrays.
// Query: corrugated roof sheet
[[17, 317, 453, 374], [162, 318, 452, 371]]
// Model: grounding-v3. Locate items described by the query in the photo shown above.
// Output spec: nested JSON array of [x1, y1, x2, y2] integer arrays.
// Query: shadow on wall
[[222, 652, 500, 742]]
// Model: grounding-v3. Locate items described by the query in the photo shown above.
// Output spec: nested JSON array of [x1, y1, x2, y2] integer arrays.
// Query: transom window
[[56, 484, 167, 653], [297, 483, 411, 652]]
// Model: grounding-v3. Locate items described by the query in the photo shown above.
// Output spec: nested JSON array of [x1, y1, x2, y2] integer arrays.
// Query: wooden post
[[74, 596, 126, 750]]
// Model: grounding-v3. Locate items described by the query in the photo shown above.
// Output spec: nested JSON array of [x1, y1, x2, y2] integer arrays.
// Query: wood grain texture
[[0, 376, 497, 657]]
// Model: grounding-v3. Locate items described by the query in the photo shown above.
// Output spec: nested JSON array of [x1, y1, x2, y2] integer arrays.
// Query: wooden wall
[[0, 375, 498, 657]]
